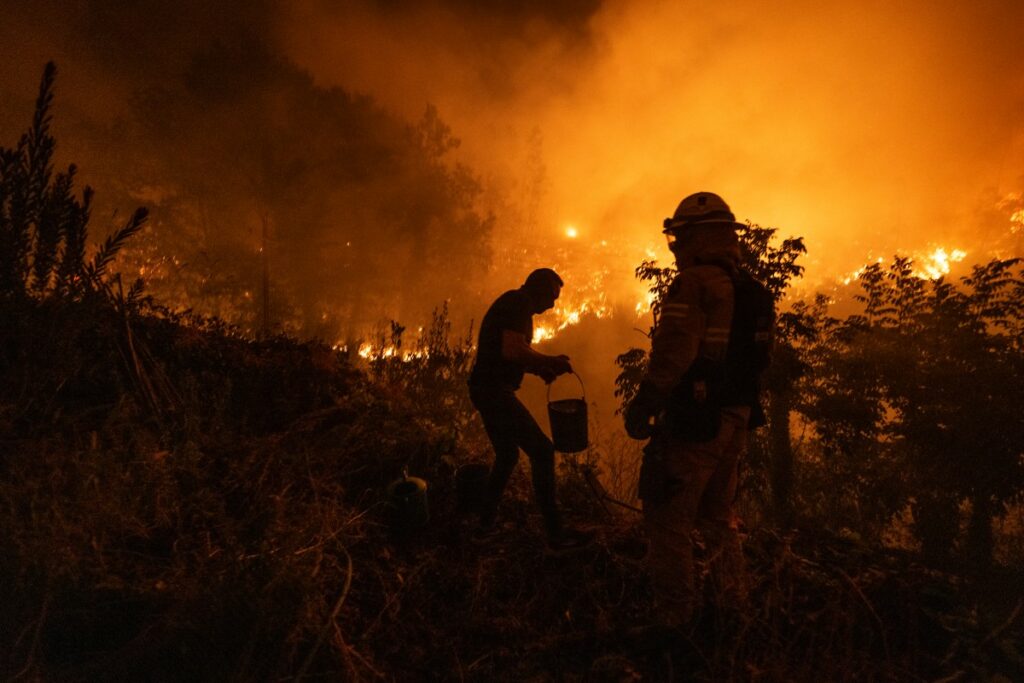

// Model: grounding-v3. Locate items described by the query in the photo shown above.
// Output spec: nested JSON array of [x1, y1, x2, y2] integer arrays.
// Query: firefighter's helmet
[[663, 192, 743, 239]]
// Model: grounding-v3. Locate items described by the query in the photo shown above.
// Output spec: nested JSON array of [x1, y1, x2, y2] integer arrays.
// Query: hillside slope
[[2, 300, 1021, 681]]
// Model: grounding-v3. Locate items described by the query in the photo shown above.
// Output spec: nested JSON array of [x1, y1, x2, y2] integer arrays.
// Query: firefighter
[[625, 192, 773, 628], [469, 268, 595, 551]]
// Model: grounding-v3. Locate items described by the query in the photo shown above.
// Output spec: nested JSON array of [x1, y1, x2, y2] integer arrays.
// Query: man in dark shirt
[[468, 268, 593, 551]]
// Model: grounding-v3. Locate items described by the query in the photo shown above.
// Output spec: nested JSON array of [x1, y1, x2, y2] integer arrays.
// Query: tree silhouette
[[798, 257, 1024, 567]]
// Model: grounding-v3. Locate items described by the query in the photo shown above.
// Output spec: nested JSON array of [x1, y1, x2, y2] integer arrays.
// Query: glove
[[624, 399, 654, 440], [623, 380, 664, 440]]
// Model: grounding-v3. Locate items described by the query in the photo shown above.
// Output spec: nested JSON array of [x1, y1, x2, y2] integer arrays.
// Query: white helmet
[[663, 192, 743, 236]]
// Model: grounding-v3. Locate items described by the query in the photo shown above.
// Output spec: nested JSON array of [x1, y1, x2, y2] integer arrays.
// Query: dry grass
[[1, 299, 1021, 680]]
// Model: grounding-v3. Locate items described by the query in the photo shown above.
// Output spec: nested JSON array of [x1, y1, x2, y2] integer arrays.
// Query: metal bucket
[[547, 372, 588, 453], [455, 463, 489, 514], [386, 472, 429, 529]]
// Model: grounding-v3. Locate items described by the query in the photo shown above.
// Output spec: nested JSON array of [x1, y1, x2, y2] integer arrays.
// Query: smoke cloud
[[2, 0, 1022, 336], [284, 0, 1024, 284]]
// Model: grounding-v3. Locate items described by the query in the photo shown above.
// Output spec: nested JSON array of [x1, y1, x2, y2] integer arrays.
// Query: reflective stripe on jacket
[[645, 264, 735, 395]]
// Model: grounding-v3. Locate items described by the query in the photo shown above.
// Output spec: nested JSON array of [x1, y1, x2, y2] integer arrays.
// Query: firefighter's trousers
[[644, 406, 750, 626]]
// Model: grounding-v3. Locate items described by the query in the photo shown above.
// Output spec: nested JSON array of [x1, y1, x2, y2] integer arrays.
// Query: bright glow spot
[[565, 226, 578, 239], [840, 259, 881, 285], [359, 343, 397, 360], [356, 342, 430, 362], [843, 248, 967, 284], [532, 296, 613, 344], [917, 247, 967, 280], [1012, 210, 1024, 234], [635, 291, 657, 315]]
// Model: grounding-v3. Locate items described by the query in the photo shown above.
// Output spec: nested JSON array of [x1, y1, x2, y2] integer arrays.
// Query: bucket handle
[[547, 371, 586, 403]]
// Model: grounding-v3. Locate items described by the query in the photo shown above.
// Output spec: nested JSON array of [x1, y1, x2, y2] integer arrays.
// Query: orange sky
[[2, 0, 1021, 418], [282, 0, 1024, 289], [1, 0, 1022, 310]]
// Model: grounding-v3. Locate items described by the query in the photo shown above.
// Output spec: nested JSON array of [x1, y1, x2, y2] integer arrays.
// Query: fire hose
[[575, 460, 643, 514]]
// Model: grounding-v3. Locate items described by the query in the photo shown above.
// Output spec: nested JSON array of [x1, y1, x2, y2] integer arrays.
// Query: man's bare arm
[[501, 330, 573, 376]]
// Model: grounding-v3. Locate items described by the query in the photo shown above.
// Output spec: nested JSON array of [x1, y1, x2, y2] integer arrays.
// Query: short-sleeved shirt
[[469, 289, 533, 391]]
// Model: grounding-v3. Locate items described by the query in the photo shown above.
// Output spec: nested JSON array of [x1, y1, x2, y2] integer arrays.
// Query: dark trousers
[[469, 385, 561, 538]]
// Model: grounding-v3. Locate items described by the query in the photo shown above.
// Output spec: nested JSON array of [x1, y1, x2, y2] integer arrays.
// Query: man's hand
[[624, 399, 655, 440], [536, 355, 570, 384], [624, 380, 663, 440], [549, 354, 573, 377]]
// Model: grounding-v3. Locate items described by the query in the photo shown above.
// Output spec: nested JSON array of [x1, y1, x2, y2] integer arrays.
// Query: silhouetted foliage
[[112, 42, 492, 339], [362, 302, 482, 448], [798, 256, 1024, 568], [3, 64, 1023, 682], [1, 63, 147, 305]]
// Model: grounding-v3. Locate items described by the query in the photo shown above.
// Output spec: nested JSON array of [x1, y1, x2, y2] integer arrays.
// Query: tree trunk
[[915, 494, 958, 568], [767, 388, 795, 527]]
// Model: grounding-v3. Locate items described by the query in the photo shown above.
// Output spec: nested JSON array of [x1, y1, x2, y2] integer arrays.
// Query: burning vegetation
[[3, 55, 1024, 682]]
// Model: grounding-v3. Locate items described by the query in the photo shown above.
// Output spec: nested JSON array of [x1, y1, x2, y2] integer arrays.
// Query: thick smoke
[[2, 0, 1022, 335], [0, 1, 494, 340], [285, 0, 1024, 284]]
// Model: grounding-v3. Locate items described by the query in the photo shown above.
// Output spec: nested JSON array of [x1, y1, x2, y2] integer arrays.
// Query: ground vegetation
[[3, 65, 1023, 682]]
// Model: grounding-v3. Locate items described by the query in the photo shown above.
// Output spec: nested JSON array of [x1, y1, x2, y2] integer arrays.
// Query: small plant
[[1, 63, 147, 304], [1, 63, 150, 433]]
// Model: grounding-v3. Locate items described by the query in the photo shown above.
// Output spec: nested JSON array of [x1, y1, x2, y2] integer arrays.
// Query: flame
[[532, 325, 555, 344], [359, 342, 394, 359], [841, 247, 967, 285], [532, 298, 612, 344], [916, 247, 967, 279], [841, 258, 885, 285], [354, 342, 429, 362], [565, 225, 579, 239], [635, 290, 657, 316]]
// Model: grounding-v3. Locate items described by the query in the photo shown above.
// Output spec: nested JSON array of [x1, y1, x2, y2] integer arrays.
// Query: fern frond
[[55, 186, 92, 293], [126, 277, 146, 306], [31, 167, 75, 293], [25, 62, 57, 228], [89, 207, 148, 282]]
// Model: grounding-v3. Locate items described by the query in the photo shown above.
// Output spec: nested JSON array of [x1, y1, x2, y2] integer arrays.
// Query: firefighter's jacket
[[645, 264, 735, 400]]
